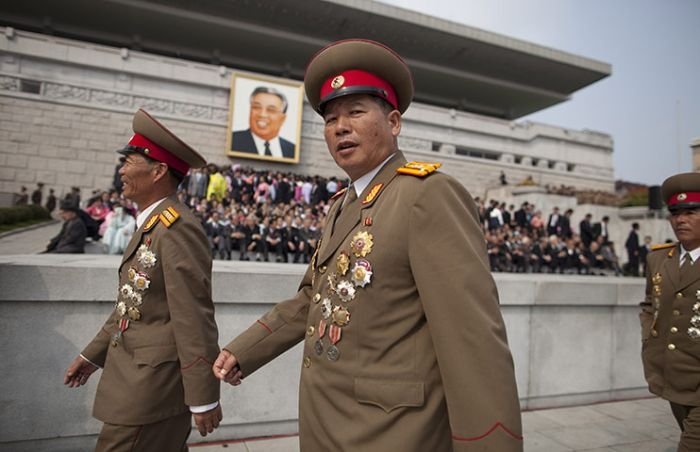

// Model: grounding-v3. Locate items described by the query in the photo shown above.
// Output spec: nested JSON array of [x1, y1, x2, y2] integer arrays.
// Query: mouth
[[336, 140, 357, 154], [255, 120, 269, 129]]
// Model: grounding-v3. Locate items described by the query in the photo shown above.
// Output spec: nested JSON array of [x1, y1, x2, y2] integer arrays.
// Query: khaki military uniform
[[226, 152, 522, 451], [82, 197, 220, 439], [641, 243, 700, 404]]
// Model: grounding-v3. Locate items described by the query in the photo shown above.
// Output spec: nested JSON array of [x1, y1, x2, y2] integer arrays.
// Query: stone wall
[[0, 255, 647, 451]]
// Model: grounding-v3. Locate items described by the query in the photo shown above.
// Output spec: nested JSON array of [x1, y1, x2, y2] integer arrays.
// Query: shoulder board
[[158, 206, 181, 229], [143, 214, 160, 232], [651, 242, 676, 251], [396, 161, 442, 178], [330, 187, 347, 201]]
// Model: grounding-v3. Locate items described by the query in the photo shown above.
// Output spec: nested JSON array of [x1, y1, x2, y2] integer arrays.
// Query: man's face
[[322, 94, 401, 181], [118, 153, 157, 205], [59, 209, 75, 222], [670, 208, 700, 250], [249, 93, 287, 141]]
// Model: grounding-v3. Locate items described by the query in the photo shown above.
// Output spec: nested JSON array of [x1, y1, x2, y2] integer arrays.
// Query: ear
[[152, 162, 169, 184], [388, 110, 402, 137]]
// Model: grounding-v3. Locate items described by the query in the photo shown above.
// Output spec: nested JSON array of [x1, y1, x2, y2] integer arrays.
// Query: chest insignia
[[336, 251, 350, 276], [652, 273, 662, 285], [350, 231, 373, 257]]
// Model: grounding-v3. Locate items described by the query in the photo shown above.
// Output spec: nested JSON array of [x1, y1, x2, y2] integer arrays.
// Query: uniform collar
[[680, 244, 700, 264], [351, 153, 396, 197]]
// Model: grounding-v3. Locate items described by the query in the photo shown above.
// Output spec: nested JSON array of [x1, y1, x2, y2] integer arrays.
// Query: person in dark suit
[[46, 201, 87, 253], [63, 109, 222, 451], [547, 206, 561, 236], [639, 172, 700, 451], [593, 215, 610, 244], [579, 213, 594, 248], [231, 86, 296, 159], [214, 39, 522, 451], [625, 222, 641, 276], [560, 208, 573, 239]]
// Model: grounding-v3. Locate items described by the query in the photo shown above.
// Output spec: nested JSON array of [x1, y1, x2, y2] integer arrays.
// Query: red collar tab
[[127, 133, 189, 175], [668, 191, 700, 206], [320, 69, 398, 110]]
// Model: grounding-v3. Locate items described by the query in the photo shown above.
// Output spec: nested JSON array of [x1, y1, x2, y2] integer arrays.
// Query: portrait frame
[[226, 72, 304, 164]]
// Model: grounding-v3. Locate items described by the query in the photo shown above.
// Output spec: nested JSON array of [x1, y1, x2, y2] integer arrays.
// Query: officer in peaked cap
[[64, 109, 222, 451], [215, 39, 523, 451], [641, 172, 700, 451]]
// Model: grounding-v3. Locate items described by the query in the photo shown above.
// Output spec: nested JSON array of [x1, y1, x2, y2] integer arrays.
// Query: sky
[[381, 0, 700, 186]]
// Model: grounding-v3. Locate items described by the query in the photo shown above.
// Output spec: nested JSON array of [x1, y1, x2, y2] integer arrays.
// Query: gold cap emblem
[[330, 75, 345, 90], [678, 193, 688, 201]]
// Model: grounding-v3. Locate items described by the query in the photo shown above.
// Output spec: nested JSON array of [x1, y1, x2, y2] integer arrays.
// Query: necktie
[[331, 186, 357, 234], [264, 141, 272, 156], [680, 252, 694, 281]]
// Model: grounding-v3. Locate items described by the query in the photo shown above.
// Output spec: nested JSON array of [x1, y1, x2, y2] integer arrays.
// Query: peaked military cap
[[662, 172, 700, 212]]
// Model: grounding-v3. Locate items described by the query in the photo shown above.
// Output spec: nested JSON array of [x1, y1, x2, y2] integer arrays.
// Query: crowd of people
[[478, 200, 649, 276], [38, 163, 650, 277]]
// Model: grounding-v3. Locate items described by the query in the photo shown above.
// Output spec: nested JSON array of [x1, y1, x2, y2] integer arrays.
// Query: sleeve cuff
[[80, 354, 102, 369], [190, 401, 219, 413]]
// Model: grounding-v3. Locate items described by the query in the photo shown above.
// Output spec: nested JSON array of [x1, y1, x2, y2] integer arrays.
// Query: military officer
[[213, 39, 522, 451], [64, 109, 222, 451], [640, 172, 700, 451]]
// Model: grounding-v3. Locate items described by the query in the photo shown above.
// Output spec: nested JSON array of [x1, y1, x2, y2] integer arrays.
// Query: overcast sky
[[381, 0, 700, 186]]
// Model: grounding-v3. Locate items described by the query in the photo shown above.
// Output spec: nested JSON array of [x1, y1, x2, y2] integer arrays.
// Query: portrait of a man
[[227, 74, 303, 163]]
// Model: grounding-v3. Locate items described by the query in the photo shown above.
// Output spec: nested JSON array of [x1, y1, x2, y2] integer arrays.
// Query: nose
[[333, 115, 351, 135]]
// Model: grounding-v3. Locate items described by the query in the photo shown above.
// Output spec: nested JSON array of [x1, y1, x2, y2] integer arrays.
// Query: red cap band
[[127, 133, 189, 175], [668, 192, 700, 206], [320, 69, 398, 110]]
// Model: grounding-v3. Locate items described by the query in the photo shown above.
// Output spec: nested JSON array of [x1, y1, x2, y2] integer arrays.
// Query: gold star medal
[[350, 231, 373, 257]]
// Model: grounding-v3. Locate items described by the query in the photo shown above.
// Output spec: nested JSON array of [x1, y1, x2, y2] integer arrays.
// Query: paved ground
[[188, 398, 679, 452], [2, 224, 681, 451]]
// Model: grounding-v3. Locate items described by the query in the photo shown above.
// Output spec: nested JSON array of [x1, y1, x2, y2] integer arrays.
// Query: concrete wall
[[0, 28, 614, 202], [0, 255, 648, 451]]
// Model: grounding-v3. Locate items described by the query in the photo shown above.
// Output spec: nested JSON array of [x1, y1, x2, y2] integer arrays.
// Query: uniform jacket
[[82, 196, 220, 425], [225, 152, 522, 451], [640, 243, 700, 406]]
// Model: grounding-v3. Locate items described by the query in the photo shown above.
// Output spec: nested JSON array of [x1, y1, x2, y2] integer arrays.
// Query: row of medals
[[111, 244, 156, 346], [311, 230, 374, 362], [651, 272, 700, 339]]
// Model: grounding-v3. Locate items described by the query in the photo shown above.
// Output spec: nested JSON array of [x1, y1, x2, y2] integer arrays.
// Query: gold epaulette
[[330, 187, 347, 201], [158, 206, 180, 228], [396, 161, 442, 177], [651, 242, 676, 251]]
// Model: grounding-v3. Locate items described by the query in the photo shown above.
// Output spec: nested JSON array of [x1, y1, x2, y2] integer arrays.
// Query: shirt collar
[[136, 198, 167, 229], [680, 244, 700, 264], [351, 153, 395, 198]]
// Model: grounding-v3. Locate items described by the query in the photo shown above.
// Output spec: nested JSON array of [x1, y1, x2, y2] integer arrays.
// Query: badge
[[652, 273, 662, 285], [350, 231, 373, 258], [697, 290, 700, 301], [313, 293, 321, 303], [331, 306, 351, 326], [678, 193, 688, 201], [362, 183, 383, 205], [111, 318, 130, 346], [127, 307, 141, 321], [329, 325, 342, 344], [364, 217, 373, 227], [321, 298, 332, 319], [694, 302, 700, 313], [336, 280, 356, 302], [692, 315, 700, 328], [336, 252, 350, 276], [132, 272, 150, 291], [689, 327, 700, 339], [327, 345, 340, 361], [318, 319, 327, 338], [351, 259, 373, 288], [116, 301, 127, 316], [314, 339, 324, 356], [327, 273, 338, 294], [136, 244, 157, 268], [330, 75, 345, 89]]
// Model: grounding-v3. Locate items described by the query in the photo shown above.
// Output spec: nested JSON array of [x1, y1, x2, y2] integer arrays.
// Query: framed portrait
[[226, 72, 304, 164]]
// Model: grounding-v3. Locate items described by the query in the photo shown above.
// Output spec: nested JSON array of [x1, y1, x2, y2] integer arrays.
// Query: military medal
[[336, 280, 356, 302], [364, 217, 373, 227], [314, 339, 324, 356], [696, 290, 700, 300], [331, 305, 351, 326], [318, 319, 327, 338], [111, 318, 130, 346], [652, 273, 662, 285], [321, 298, 332, 319], [351, 259, 373, 288], [350, 231, 373, 257], [136, 244, 157, 268], [327, 325, 342, 361], [336, 252, 350, 276]]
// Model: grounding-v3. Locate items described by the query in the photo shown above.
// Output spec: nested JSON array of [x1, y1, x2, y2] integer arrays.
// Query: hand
[[212, 349, 243, 386], [193, 404, 222, 437], [64, 355, 98, 388]]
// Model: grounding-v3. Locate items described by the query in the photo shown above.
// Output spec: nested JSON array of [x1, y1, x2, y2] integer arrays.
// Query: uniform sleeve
[[223, 264, 312, 376], [408, 175, 523, 451], [81, 310, 119, 367], [639, 254, 655, 340], [161, 219, 220, 407]]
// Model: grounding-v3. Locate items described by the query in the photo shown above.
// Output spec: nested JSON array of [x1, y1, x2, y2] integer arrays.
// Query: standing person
[[579, 213, 594, 248], [63, 109, 222, 451], [625, 222, 641, 276], [206, 164, 227, 203], [31, 182, 44, 205], [547, 206, 560, 236], [594, 215, 611, 244], [214, 39, 522, 451], [640, 172, 700, 451], [14, 186, 28, 205], [45, 201, 87, 254], [639, 235, 653, 276], [45, 188, 57, 213]]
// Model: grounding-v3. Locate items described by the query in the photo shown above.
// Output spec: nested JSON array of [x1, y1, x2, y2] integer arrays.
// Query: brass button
[[319, 265, 327, 274], [673, 310, 681, 316], [313, 293, 321, 303], [668, 343, 676, 351], [303, 356, 311, 368], [307, 325, 315, 336], [671, 327, 678, 333], [677, 293, 684, 299], [651, 329, 658, 337]]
